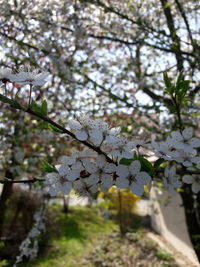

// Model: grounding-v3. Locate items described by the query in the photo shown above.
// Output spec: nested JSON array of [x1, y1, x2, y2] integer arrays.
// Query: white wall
[[150, 187, 199, 266]]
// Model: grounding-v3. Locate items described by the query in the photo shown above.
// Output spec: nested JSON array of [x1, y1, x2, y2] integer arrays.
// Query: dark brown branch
[[0, 178, 44, 184], [160, 0, 184, 71], [24, 107, 115, 164]]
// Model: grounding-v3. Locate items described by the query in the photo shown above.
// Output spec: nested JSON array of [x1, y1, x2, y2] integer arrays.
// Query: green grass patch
[[20, 204, 117, 267], [155, 250, 173, 260]]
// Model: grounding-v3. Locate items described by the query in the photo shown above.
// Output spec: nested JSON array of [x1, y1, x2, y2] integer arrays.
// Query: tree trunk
[[0, 170, 13, 238]]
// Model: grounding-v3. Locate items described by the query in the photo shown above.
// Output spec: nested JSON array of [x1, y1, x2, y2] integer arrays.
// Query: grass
[[1, 203, 179, 267], [20, 204, 117, 267], [155, 250, 173, 260]]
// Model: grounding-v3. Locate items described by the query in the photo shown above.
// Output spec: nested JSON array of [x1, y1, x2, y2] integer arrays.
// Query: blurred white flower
[[0, 68, 13, 83], [182, 174, 200, 193], [10, 69, 49, 86], [163, 166, 182, 195]]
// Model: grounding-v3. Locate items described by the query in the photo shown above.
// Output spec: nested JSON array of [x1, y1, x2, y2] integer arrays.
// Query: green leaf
[[31, 100, 48, 116], [163, 72, 172, 89], [48, 124, 63, 133], [41, 100, 48, 116], [0, 94, 22, 109], [41, 161, 57, 173], [154, 158, 164, 169], [119, 158, 133, 165]]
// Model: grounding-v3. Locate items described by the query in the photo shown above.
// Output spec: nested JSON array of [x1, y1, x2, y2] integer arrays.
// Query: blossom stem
[[4, 82, 7, 97], [28, 84, 33, 107]]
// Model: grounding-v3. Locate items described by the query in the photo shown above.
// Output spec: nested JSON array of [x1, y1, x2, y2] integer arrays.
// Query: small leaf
[[154, 158, 164, 169], [133, 156, 153, 175], [119, 158, 133, 165], [0, 94, 22, 109], [48, 124, 62, 133], [41, 100, 48, 116], [41, 161, 57, 173], [31, 100, 47, 116]]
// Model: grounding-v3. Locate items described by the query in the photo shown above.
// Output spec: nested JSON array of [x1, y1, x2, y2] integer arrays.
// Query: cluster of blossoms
[[44, 116, 200, 196], [45, 116, 151, 197], [0, 67, 49, 87], [1, 67, 199, 195], [14, 206, 46, 266], [152, 128, 200, 193]]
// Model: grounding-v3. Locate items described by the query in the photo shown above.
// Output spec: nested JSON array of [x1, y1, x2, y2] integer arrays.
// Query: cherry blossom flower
[[45, 172, 72, 196], [172, 150, 198, 167], [163, 166, 182, 195], [116, 160, 151, 196], [151, 141, 176, 161], [105, 136, 135, 159], [168, 128, 200, 153], [182, 174, 200, 193], [0, 68, 13, 83], [10, 69, 49, 86], [68, 119, 88, 141], [82, 155, 115, 192]]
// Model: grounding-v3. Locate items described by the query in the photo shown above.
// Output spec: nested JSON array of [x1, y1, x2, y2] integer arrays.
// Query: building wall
[[150, 187, 199, 266]]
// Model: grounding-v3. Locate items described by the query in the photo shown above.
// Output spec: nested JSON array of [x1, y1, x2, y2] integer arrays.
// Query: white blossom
[[182, 174, 200, 194], [10, 68, 49, 86], [116, 160, 151, 196], [168, 128, 200, 153], [82, 155, 115, 191], [0, 68, 13, 83], [163, 166, 182, 195]]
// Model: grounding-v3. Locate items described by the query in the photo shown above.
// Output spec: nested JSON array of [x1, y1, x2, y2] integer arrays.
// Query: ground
[[13, 204, 179, 267]]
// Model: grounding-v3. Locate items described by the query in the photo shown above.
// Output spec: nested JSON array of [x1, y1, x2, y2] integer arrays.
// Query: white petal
[[110, 149, 121, 157], [182, 175, 193, 184], [75, 130, 88, 141], [164, 166, 170, 177], [67, 169, 80, 181], [62, 182, 72, 194], [72, 161, 83, 170], [58, 165, 68, 176], [189, 138, 200, 148], [68, 120, 82, 130], [136, 172, 151, 185], [59, 156, 76, 165], [46, 172, 59, 182], [48, 187, 58, 196], [82, 159, 98, 174], [169, 166, 176, 177], [115, 177, 129, 188], [105, 135, 120, 144], [129, 160, 141, 175], [171, 131, 183, 142], [182, 128, 193, 140], [192, 182, 200, 194], [97, 155, 107, 169], [122, 151, 133, 159], [89, 129, 103, 144], [183, 144, 194, 153], [108, 127, 121, 136], [101, 174, 113, 188], [116, 165, 129, 178], [85, 173, 99, 185], [130, 182, 144, 196], [183, 161, 192, 167], [104, 163, 116, 173]]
